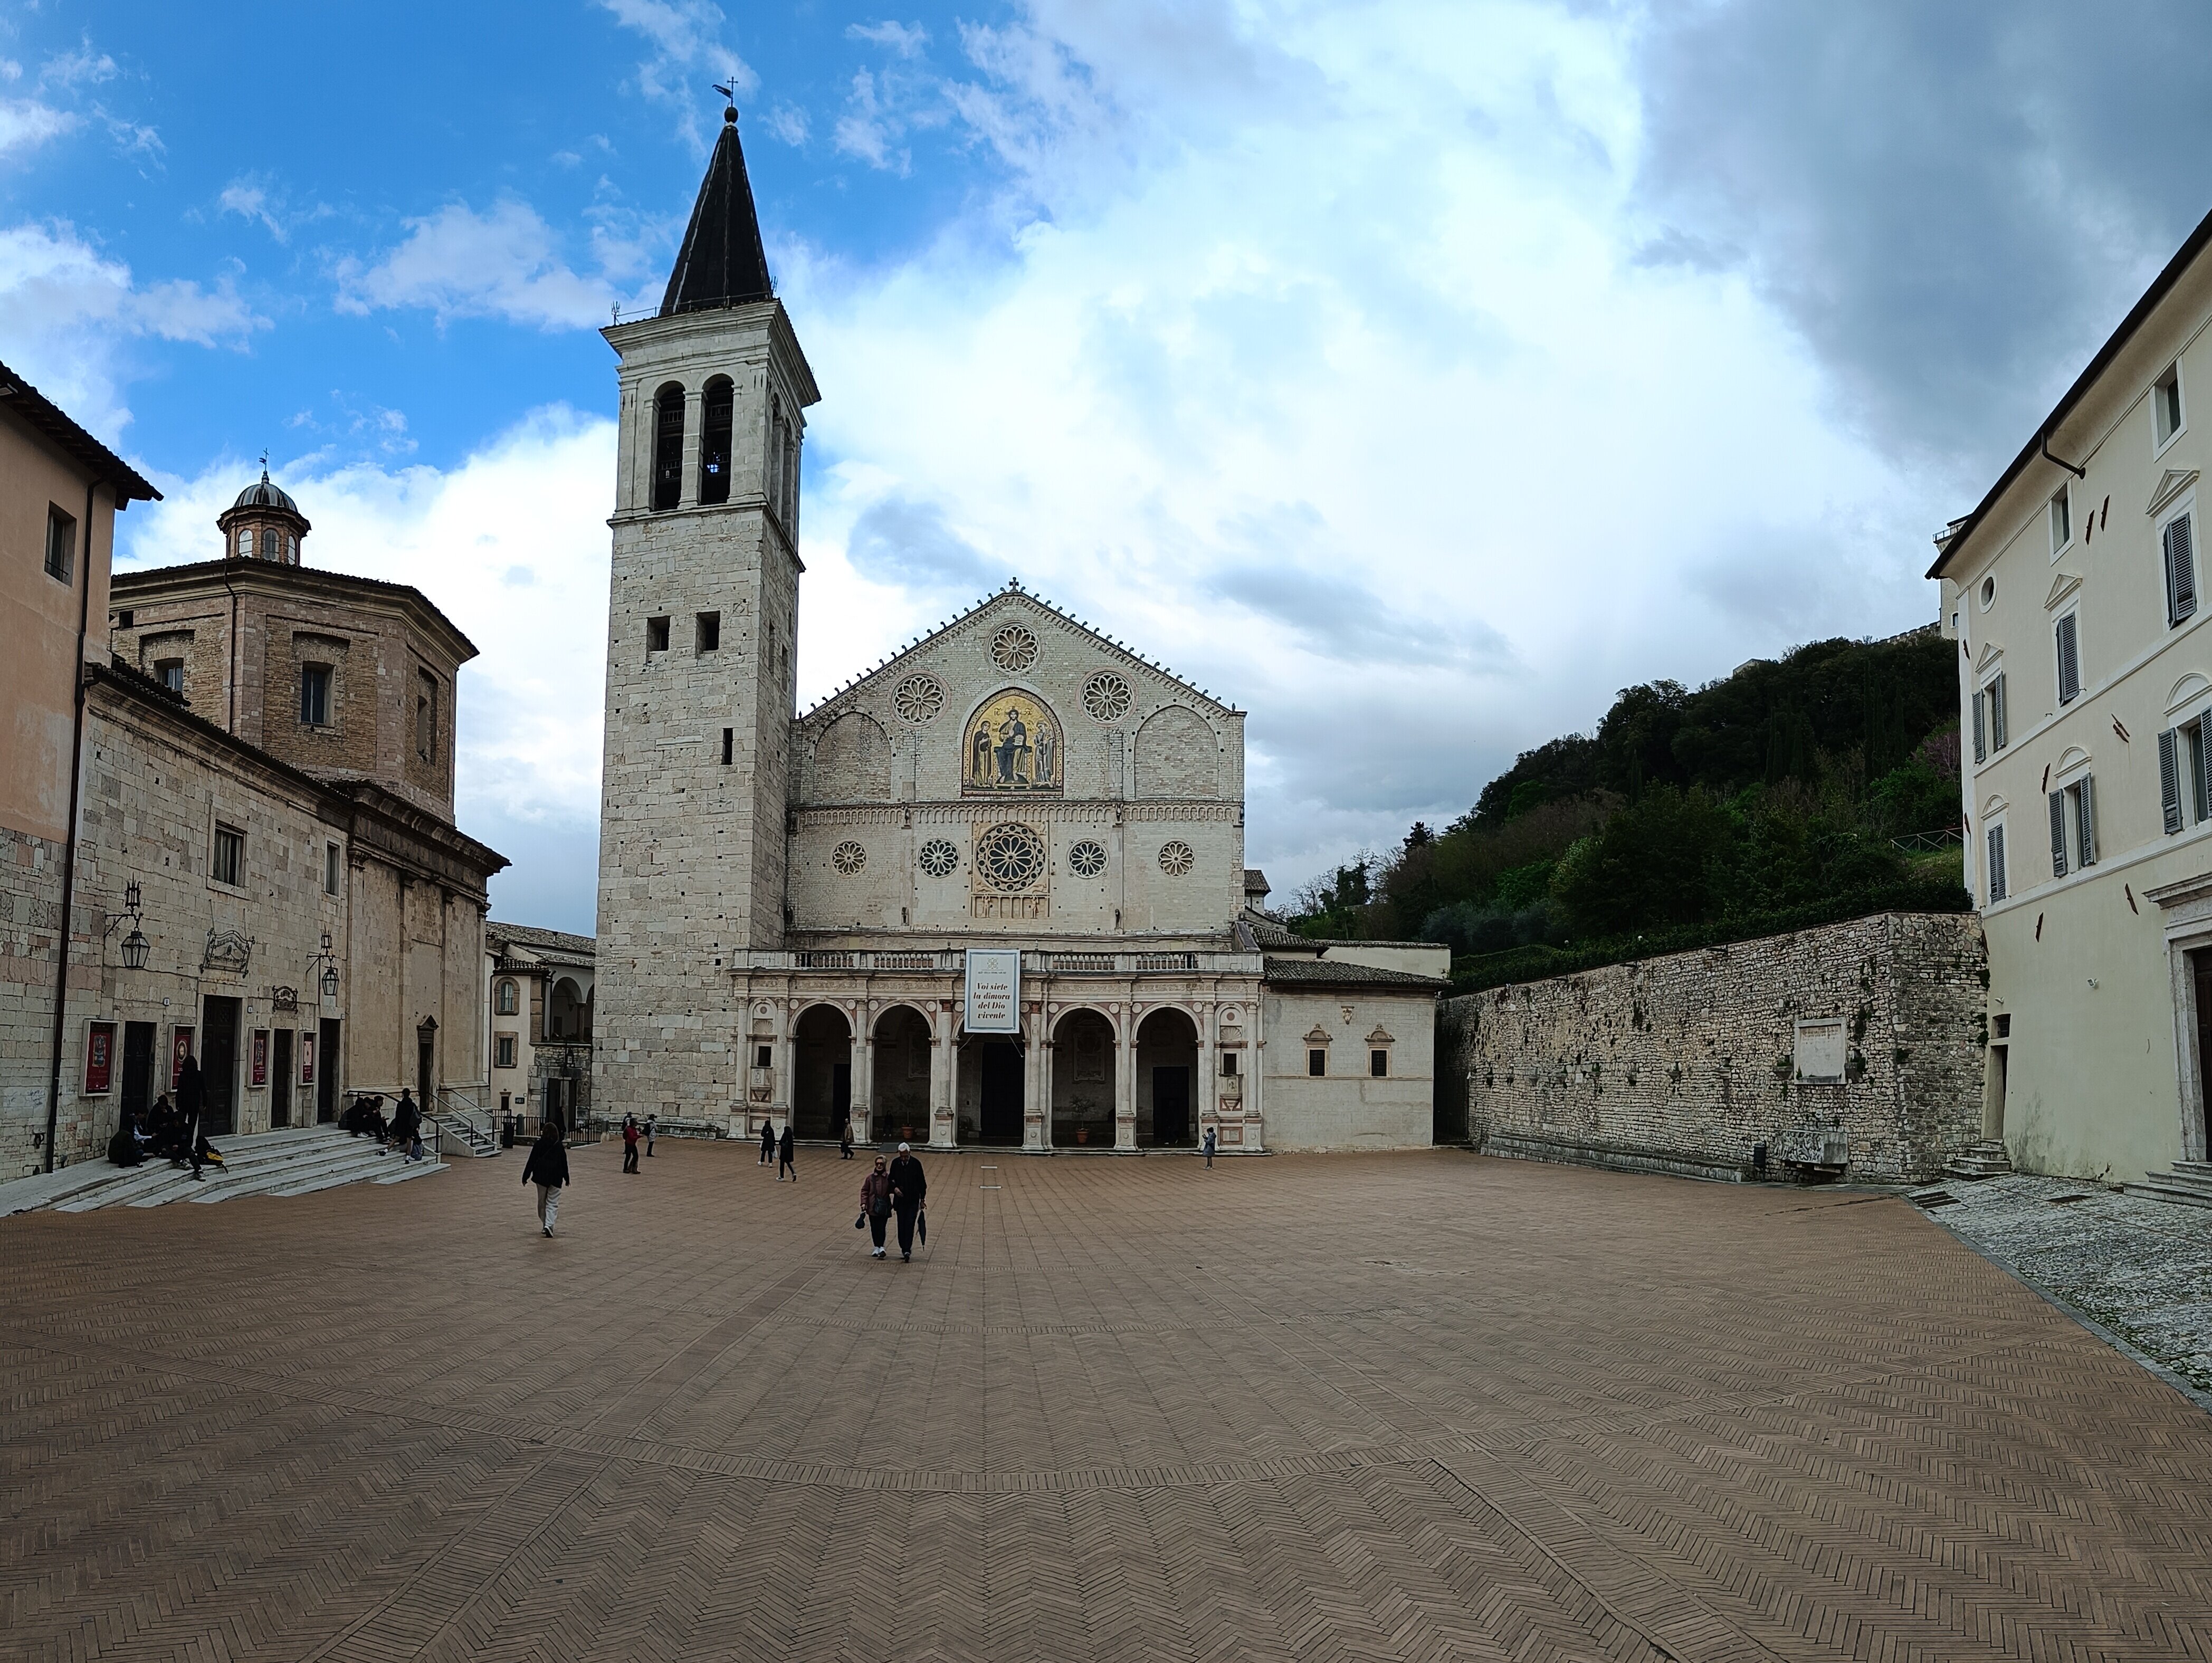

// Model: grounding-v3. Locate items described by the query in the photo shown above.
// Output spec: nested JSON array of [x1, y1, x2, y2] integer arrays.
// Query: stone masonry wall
[[1446, 912, 1986, 1184]]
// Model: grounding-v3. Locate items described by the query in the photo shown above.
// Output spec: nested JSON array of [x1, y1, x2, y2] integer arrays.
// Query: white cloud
[[0, 97, 74, 159], [769, 0, 1936, 893], [848, 21, 929, 59], [40, 43, 117, 90], [335, 199, 643, 330], [597, 0, 754, 149], [0, 221, 264, 436], [217, 177, 287, 241], [117, 412, 619, 925]]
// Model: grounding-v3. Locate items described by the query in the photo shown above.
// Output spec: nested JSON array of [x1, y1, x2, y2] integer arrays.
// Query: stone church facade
[[594, 104, 1442, 1152]]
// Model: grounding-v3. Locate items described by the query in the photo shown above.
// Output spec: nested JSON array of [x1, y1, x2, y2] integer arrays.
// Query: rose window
[[1067, 838, 1108, 877], [918, 838, 960, 878], [892, 673, 944, 724], [1081, 671, 1132, 722], [832, 840, 867, 876], [990, 623, 1038, 672], [975, 822, 1047, 892], [1158, 840, 1195, 876]]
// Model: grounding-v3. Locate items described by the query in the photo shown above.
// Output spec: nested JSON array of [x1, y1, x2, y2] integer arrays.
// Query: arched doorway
[[1051, 1009, 1115, 1148], [957, 1037, 1024, 1145], [872, 1006, 933, 1145], [793, 1005, 852, 1141], [1136, 1008, 1198, 1147]]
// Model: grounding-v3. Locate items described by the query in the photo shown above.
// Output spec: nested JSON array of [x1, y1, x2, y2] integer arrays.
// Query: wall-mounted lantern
[[309, 932, 341, 1003], [105, 880, 150, 970]]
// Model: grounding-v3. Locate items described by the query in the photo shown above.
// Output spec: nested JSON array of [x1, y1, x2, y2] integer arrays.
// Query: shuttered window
[[2052, 776, 2098, 876], [2165, 512, 2197, 627], [1990, 673, 2008, 749], [2075, 775, 2096, 866], [1971, 688, 1986, 764], [2162, 728, 2186, 834], [1986, 823, 2007, 903], [2049, 790, 2068, 878], [2055, 614, 2081, 704]]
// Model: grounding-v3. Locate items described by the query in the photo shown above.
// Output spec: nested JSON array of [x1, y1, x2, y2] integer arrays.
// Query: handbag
[[870, 1194, 891, 1221], [854, 1212, 866, 1230]]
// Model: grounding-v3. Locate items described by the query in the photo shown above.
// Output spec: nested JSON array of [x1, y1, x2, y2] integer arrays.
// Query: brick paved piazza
[[8, 1148, 2212, 1662]]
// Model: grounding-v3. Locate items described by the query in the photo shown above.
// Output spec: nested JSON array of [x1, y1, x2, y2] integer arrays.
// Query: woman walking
[[522, 1121, 570, 1236], [859, 1155, 894, 1259], [622, 1113, 641, 1174], [778, 1122, 797, 1182], [759, 1119, 776, 1166], [838, 1114, 854, 1160]]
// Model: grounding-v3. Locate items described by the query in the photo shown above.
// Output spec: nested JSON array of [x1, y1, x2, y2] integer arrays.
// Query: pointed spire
[[660, 97, 774, 317]]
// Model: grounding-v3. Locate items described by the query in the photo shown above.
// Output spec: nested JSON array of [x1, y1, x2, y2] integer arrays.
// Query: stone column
[[1198, 1003, 1218, 1141], [1115, 1005, 1138, 1151], [931, 1001, 956, 1149], [771, 1002, 794, 1140], [1027, 1008, 1051, 1151], [1246, 1001, 1266, 1152], [678, 387, 704, 510], [855, 1002, 874, 1144]]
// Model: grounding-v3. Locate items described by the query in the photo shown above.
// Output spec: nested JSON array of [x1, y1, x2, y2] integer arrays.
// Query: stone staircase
[[430, 1111, 499, 1159], [0, 1126, 445, 1218], [1943, 1140, 2015, 1180], [2124, 1159, 2212, 1210]]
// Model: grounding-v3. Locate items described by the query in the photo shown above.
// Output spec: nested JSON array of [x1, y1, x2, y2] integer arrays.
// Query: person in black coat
[[176, 1056, 206, 1179], [778, 1122, 797, 1182], [759, 1119, 776, 1165], [888, 1143, 927, 1261], [521, 1122, 570, 1236]]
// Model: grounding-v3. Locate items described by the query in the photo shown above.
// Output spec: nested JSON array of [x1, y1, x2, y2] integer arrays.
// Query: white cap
[[897, 1141, 911, 1152]]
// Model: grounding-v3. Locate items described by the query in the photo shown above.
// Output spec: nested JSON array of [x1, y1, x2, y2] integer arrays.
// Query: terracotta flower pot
[[1075, 1127, 1089, 1145]]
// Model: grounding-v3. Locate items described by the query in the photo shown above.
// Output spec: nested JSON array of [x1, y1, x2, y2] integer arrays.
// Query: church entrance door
[[1134, 1008, 1199, 1147], [1152, 1067, 1190, 1147], [978, 1040, 1023, 1145], [794, 1005, 853, 1141]]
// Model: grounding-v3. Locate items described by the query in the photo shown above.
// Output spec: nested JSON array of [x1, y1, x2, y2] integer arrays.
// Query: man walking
[[645, 1114, 656, 1157], [778, 1122, 797, 1182], [622, 1113, 641, 1174], [522, 1121, 569, 1236], [1202, 1123, 1217, 1168], [759, 1119, 776, 1166], [176, 1054, 205, 1180], [888, 1141, 927, 1262], [838, 1113, 854, 1160]]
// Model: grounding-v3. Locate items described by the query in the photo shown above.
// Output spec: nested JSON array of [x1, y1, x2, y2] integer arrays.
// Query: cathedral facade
[[593, 107, 1443, 1153]]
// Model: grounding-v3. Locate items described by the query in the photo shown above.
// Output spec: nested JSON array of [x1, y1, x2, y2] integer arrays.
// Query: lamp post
[[104, 880, 150, 970], [308, 933, 340, 1005]]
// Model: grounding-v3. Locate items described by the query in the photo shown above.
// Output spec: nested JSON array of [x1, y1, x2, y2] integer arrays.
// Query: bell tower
[[594, 97, 819, 1120]]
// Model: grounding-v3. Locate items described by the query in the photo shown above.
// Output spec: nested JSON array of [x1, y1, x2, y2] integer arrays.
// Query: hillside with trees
[[1287, 629, 1972, 987]]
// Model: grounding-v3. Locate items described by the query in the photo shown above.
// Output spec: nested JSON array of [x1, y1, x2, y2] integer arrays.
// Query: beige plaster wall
[[1261, 987, 1436, 1151]]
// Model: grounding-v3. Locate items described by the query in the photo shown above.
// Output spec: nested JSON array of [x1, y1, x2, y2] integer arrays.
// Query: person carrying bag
[[858, 1156, 894, 1259]]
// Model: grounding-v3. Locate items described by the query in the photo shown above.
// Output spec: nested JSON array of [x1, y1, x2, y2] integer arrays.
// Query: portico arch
[[1051, 1008, 1116, 1148], [871, 1004, 933, 1145], [957, 1035, 1024, 1146], [1136, 1007, 1199, 1147], [793, 1003, 853, 1141]]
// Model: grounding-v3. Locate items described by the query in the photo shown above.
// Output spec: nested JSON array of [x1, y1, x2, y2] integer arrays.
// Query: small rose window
[[1158, 840, 1195, 876], [893, 673, 944, 723], [976, 822, 1047, 891], [990, 623, 1038, 671], [918, 838, 959, 878], [1068, 838, 1108, 877], [832, 840, 867, 875], [1082, 671, 1132, 722]]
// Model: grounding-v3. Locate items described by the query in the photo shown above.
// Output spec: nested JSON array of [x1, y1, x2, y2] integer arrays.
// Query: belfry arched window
[[651, 383, 686, 512], [699, 377, 733, 506], [261, 528, 280, 559]]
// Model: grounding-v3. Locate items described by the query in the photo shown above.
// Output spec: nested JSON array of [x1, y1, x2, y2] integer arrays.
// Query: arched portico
[[957, 1035, 1025, 1146], [793, 1003, 853, 1140], [871, 1004, 933, 1145], [1051, 1008, 1116, 1147], [1136, 1008, 1199, 1147]]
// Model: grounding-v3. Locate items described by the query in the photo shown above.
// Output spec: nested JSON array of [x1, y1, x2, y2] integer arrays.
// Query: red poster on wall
[[83, 1020, 116, 1095], [251, 1029, 269, 1087], [300, 1033, 316, 1086], [171, 1026, 195, 1087]]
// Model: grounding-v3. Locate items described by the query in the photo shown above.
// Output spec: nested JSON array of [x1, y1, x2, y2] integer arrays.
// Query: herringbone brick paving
[[5, 1148, 2211, 1661]]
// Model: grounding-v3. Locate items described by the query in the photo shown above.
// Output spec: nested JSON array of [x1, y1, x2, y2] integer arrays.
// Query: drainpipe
[[43, 480, 99, 1172]]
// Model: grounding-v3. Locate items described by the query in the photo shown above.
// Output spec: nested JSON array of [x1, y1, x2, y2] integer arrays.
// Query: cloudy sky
[[6, 1, 2210, 933]]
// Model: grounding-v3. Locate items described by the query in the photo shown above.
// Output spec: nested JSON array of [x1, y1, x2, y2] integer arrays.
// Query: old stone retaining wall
[[1444, 912, 1986, 1184]]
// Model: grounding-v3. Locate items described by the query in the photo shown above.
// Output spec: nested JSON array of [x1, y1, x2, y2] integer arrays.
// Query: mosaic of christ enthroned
[[965, 690, 1062, 794]]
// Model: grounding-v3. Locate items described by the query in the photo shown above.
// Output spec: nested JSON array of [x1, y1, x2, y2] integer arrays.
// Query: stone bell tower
[[594, 98, 820, 1119]]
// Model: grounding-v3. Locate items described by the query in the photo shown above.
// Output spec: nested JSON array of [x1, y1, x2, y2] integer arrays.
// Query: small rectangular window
[[115, 609, 132, 629], [721, 727, 734, 765], [647, 616, 671, 653], [300, 664, 331, 726], [2157, 362, 2185, 446], [45, 504, 75, 584], [1307, 1047, 1327, 1077], [415, 670, 438, 761], [156, 660, 184, 695], [1985, 823, 2007, 903], [1221, 1051, 1237, 1076], [495, 1035, 517, 1070], [2049, 486, 2072, 555], [212, 823, 245, 888], [755, 1044, 773, 1069], [697, 611, 720, 653], [325, 842, 341, 896], [1370, 1049, 1388, 1077]]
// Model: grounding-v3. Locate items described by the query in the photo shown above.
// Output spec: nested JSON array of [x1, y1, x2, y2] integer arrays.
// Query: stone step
[[2124, 1178, 2212, 1210], [189, 1144, 423, 1203], [39, 1129, 439, 1212]]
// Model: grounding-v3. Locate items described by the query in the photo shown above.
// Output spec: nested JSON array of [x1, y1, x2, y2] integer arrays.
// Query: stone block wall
[[1445, 912, 1986, 1184], [0, 821, 99, 1175]]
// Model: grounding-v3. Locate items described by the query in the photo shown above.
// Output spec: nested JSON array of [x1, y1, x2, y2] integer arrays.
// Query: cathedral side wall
[[1445, 912, 1986, 1183]]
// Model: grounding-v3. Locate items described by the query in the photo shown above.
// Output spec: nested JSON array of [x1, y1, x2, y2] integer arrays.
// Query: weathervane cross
[[713, 81, 738, 116]]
